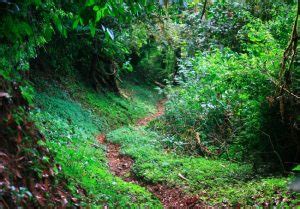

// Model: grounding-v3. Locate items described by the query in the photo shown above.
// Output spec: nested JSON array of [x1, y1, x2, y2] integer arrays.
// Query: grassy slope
[[107, 126, 296, 206], [31, 79, 162, 207], [31, 78, 297, 207]]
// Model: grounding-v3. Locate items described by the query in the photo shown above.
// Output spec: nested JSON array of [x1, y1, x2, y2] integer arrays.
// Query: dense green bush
[[159, 17, 285, 166], [182, 1, 251, 54], [148, 1, 298, 172]]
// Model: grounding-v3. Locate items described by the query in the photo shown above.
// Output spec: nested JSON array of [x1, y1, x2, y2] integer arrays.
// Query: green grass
[[31, 78, 297, 207], [31, 80, 162, 207], [60, 79, 161, 129], [107, 126, 296, 206]]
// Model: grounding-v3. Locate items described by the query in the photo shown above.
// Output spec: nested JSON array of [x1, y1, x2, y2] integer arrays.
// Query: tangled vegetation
[[0, 0, 299, 207]]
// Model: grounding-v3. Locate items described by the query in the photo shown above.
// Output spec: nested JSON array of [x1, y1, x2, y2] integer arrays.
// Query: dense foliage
[[0, 0, 299, 207], [155, 1, 299, 171]]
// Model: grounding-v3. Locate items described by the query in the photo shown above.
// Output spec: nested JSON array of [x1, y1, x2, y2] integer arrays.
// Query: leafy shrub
[[182, 1, 252, 53], [266, 2, 296, 47], [159, 18, 284, 165]]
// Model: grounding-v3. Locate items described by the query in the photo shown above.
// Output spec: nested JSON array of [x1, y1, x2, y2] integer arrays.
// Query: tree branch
[[200, 0, 208, 21]]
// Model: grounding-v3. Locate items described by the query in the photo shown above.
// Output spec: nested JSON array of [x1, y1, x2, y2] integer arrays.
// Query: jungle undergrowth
[[31, 77, 298, 207], [31, 78, 162, 207], [107, 126, 297, 207]]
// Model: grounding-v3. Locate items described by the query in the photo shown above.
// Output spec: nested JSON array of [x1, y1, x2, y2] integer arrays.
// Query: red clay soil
[[97, 134, 134, 177], [97, 99, 203, 208], [145, 184, 204, 208], [107, 143, 134, 177]]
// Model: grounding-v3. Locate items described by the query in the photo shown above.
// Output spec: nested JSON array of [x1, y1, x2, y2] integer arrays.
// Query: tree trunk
[[90, 53, 120, 94]]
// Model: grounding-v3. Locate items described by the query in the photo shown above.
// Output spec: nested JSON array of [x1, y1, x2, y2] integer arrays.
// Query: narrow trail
[[97, 99, 202, 208]]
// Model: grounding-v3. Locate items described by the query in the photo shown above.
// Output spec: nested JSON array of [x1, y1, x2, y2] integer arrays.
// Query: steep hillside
[[30, 78, 162, 207]]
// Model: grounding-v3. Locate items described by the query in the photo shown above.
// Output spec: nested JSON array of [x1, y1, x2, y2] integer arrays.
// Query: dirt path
[[136, 99, 166, 126], [97, 99, 202, 208]]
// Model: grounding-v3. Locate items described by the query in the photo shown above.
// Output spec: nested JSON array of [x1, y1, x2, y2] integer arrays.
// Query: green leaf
[[89, 22, 96, 37], [96, 10, 103, 22], [62, 28, 68, 38], [85, 0, 95, 7], [53, 15, 63, 33], [72, 18, 80, 29], [293, 165, 300, 172], [93, 5, 100, 11]]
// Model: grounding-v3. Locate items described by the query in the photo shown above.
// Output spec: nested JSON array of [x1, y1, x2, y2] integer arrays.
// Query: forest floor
[[32, 79, 297, 207], [98, 99, 202, 208]]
